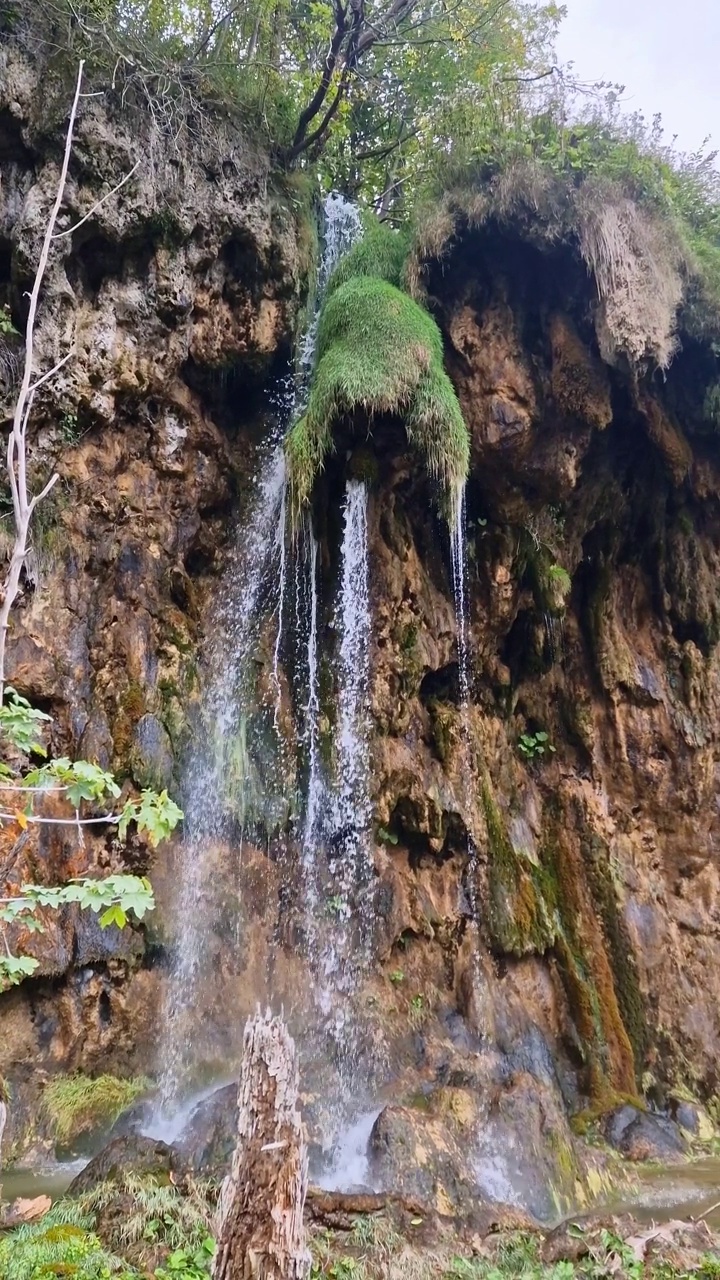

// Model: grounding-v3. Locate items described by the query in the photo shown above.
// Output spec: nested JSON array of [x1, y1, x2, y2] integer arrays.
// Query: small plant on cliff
[[285, 221, 469, 518], [517, 730, 556, 761], [0, 304, 18, 337]]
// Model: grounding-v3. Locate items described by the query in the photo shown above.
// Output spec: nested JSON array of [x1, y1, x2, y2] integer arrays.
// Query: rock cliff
[[2, 38, 720, 1216]]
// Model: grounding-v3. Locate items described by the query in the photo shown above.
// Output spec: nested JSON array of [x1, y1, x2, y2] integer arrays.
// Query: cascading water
[[155, 435, 288, 1119], [319, 479, 374, 1001], [153, 193, 364, 1128], [449, 481, 484, 989]]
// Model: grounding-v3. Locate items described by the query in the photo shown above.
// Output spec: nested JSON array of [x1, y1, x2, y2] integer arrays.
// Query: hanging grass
[[324, 221, 411, 299], [42, 1073, 151, 1147], [286, 272, 469, 512]]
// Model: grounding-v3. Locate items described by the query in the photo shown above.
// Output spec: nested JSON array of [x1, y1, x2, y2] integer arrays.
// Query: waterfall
[[155, 436, 287, 1119], [450, 481, 470, 705], [449, 481, 483, 990], [325, 479, 374, 977], [153, 193, 363, 1124]]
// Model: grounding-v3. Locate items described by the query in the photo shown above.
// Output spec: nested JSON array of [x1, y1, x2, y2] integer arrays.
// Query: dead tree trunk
[[212, 1010, 310, 1280], [0, 1096, 6, 1186]]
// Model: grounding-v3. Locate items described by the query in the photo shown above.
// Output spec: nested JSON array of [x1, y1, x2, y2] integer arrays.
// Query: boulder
[[601, 1105, 687, 1161], [68, 1133, 175, 1194]]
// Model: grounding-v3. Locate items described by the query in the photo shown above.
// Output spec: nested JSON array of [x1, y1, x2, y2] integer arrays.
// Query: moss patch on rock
[[41, 1073, 150, 1148], [285, 221, 469, 514], [480, 778, 555, 957]]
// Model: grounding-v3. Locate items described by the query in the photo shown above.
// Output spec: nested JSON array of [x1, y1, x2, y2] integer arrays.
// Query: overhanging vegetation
[[285, 224, 469, 514]]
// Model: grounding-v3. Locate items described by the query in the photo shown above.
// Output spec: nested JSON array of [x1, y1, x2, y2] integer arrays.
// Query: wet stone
[[602, 1105, 687, 1161]]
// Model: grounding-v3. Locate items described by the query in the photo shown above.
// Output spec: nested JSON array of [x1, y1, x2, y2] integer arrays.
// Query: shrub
[[42, 1073, 150, 1147]]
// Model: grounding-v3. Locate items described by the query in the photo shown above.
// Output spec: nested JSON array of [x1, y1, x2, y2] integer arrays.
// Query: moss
[[480, 777, 555, 957], [324, 220, 411, 299], [122, 681, 146, 721], [522, 533, 572, 618], [285, 223, 469, 516], [112, 680, 147, 768], [347, 446, 379, 486], [580, 834, 649, 1083], [541, 817, 639, 1101], [42, 1073, 150, 1147], [427, 698, 455, 765]]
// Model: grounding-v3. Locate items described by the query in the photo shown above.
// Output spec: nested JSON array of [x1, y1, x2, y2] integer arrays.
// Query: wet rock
[[68, 1134, 175, 1193], [130, 713, 176, 790], [602, 1106, 687, 1161], [173, 1083, 238, 1174], [369, 1103, 477, 1216]]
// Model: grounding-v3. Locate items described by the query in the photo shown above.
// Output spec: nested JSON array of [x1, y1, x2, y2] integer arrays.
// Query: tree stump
[[0, 1096, 6, 1183], [212, 1010, 310, 1280]]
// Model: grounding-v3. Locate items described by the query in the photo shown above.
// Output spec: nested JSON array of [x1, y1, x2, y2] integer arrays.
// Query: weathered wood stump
[[0, 1096, 6, 1184], [212, 1010, 310, 1280]]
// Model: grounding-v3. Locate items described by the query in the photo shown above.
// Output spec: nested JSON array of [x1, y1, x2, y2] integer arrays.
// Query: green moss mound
[[324, 221, 411, 299], [42, 1073, 150, 1147], [286, 272, 469, 511]]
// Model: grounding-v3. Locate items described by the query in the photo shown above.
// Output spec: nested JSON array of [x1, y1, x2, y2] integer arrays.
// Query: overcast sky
[[556, 0, 720, 155]]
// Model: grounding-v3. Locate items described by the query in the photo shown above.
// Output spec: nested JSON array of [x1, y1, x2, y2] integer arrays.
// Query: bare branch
[[52, 160, 141, 241], [0, 63, 85, 701]]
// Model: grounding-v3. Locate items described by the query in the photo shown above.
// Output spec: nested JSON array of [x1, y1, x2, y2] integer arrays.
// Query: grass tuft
[[42, 1073, 151, 1147], [0, 1202, 125, 1280], [324, 221, 411, 299], [286, 257, 469, 516]]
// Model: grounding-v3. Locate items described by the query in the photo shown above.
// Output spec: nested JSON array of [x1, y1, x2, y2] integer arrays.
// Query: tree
[[7, 0, 560, 217]]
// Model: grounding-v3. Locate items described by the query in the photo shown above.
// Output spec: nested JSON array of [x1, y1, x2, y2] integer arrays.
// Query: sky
[[556, 0, 720, 155]]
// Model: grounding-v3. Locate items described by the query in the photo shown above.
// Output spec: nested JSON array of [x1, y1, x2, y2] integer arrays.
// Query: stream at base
[[4, 1152, 720, 1229]]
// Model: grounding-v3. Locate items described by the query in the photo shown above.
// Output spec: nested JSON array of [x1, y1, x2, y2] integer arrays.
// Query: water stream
[[152, 194, 364, 1132]]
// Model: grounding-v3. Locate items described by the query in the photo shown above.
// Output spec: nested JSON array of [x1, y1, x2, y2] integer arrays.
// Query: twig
[[52, 160, 141, 240]]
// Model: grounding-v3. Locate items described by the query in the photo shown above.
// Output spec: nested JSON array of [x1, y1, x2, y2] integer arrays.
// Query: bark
[[0, 1098, 6, 1184], [212, 1010, 310, 1280]]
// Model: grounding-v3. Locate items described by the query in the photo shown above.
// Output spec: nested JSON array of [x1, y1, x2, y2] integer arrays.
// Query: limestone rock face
[[0, 42, 303, 1154], [4, 38, 720, 1214]]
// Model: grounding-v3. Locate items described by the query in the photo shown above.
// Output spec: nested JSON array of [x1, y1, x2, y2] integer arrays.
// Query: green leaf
[[99, 904, 127, 929]]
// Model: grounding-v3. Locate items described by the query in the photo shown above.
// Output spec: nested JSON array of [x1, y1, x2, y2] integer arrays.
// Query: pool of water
[[1, 1160, 86, 1204], [614, 1158, 720, 1228]]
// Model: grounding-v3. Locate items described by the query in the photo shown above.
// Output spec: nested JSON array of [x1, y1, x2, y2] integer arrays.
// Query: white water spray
[[154, 437, 287, 1120], [327, 479, 374, 972]]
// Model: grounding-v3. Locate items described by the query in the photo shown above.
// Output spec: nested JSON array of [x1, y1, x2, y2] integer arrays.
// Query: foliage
[[0, 876, 155, 986], [6, 0, 560, 212], [0, 304, 18, 337], [0, 1202, 127, 1280], [0, 689, 182, 989], [154, 1239, 216, 1280], [517, 730, 555, 760], [285, 223, 469, 513], [0, 684, 51, 754], [0, 1177, 217, 1279], [77, 1172, 215, 1259], [409, 98, 720, 358], [41, 1073, 151, 1146]]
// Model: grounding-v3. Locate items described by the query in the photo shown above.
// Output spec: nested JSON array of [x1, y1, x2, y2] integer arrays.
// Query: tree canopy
[[6, 0, 561, 214]]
